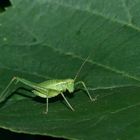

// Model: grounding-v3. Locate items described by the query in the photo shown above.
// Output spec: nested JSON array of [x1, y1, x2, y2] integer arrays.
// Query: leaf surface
[[0, 0, 140, 139]]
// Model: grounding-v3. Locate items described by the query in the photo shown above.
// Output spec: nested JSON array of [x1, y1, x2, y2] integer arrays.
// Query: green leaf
[[0, 0, 140, 139]]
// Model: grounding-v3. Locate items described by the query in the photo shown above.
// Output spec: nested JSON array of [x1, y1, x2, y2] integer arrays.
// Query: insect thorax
[[65, 79, 75, 93]]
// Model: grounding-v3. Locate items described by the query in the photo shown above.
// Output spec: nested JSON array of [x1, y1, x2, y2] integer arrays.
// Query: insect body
[[0, 57, 97, 114]]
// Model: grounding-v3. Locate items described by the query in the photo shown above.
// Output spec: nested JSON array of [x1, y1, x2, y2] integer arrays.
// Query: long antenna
[[74, 55, 90, 81]]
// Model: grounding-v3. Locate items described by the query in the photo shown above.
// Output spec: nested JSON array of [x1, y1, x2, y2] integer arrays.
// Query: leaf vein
[[45, 1, 140, 32]]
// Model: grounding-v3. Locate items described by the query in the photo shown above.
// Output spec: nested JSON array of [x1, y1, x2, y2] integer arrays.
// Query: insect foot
[[91, 94, 99, 102], [43, 111, 48, 115]]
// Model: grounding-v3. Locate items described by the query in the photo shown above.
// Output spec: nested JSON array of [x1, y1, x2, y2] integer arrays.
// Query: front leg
[[75, 81, 98, 101]]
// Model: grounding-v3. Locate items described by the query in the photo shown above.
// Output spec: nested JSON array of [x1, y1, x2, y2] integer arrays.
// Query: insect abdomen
[[32, 89, 61, 98]]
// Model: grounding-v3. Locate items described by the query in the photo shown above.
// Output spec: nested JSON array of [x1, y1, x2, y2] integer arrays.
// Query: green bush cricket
[[0, 56, 97, 114]]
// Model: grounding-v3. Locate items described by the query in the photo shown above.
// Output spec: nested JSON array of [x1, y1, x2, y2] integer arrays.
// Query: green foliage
[[0, 0, 140, 139]]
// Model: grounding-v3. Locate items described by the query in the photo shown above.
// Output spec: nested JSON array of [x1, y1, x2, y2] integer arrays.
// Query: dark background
[[0, 128, 64, 140]]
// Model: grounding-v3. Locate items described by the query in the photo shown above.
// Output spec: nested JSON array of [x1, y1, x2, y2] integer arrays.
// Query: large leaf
[[0, 0, 140, 139]]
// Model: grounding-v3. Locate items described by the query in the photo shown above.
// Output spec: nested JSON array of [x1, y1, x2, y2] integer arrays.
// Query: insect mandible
[[0, 56, 97, 114]]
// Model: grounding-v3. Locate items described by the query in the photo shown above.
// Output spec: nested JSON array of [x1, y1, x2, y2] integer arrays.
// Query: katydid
[[0, 56, 97, 114]]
